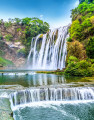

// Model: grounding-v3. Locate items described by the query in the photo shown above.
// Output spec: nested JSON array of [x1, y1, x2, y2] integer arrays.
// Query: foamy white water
[[27, 26, 69, 70], [2, 72, 36, 76], [0, 92, 9, 98], [10, 87, 94, 111]]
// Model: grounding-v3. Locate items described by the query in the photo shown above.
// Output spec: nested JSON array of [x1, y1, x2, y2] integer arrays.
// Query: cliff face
[[0, 21, 26, 67], [0, 18, 50, 68]]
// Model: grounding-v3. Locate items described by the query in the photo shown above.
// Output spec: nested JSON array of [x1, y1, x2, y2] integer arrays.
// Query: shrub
[[4, 22, 12, 28], [76, 60, 91, 69], [67, 37, 72, 42], [86, 58, 94, 64], [17, 48, 26, 57], [67, 41, 86, 60], [5, 34, 13, 41], [14, 18, 21, 25], [91, 64, 94, 68], [68, 56, 78, 64], [90, 16, 94, 24], [86, 37, 94, 59], [64, 60, 93, 77], [17, 28, 21, 32], [17, 48, 26, 54]]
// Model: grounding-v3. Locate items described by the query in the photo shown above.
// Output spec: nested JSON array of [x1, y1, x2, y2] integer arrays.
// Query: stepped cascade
[[27, 26, 69, 70], [10, 87, 94, 109]]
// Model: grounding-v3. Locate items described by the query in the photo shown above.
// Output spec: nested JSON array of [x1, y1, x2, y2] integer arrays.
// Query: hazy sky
[[0, 0, 79, 28]]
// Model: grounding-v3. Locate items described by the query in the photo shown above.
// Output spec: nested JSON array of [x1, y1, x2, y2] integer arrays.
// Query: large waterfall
[[27, 26, 69, 70]]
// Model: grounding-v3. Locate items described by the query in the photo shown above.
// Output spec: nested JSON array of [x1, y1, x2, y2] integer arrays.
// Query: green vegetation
[[17, 28, 21, 32], [65, 0, 94, 77], [86, 37, 94, 58], [36, 70, 64, 75], [22, 17, 49, 54], [0, 33, 3, 40], [4, 21, 12, 28], [17, 48, 26, 55], [39, 34, 43, 39], [0, 17, 49, 55], [64, 56, 94, 77], [0, 17, 49, 67], [64, 0, 94, 76], [0, 57, 13, 67], [5, 34, 13, 41]]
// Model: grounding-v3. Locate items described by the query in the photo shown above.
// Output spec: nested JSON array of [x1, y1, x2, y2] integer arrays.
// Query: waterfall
[[27, 26, 69, 70], [10, 87, 94, 109]]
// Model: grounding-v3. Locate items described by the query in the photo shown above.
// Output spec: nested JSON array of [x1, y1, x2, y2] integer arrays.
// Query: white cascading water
[[10, 87, 94, 110], [27, 26, 69, 70]]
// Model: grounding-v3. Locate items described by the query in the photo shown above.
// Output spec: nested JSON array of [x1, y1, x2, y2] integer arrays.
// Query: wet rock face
[[0, 21, 26, 67], [0, 98, 14, 120], [0, 41, 25, 67]]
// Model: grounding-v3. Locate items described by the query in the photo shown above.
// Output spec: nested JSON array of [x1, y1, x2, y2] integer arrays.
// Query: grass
[[0, 57, 13, 67], [36, 70, 64, 75]]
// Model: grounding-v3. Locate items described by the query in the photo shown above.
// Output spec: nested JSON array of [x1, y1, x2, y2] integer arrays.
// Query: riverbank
[[36, 69, 64, 75]]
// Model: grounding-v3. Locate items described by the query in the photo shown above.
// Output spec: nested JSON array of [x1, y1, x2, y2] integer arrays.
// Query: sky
[[0, 0, 79, 28]]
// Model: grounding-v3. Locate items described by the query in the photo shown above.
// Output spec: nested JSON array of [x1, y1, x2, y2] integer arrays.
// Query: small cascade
[[10, 87, 94, 109], [27, 26, 69, 70]]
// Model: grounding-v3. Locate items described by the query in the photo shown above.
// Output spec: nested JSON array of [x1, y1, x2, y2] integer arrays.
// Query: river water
[[0, 71, 94, 120]]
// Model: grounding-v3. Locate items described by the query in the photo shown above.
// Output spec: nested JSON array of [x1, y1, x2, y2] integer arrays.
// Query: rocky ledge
[[0, 98, 14, 120]]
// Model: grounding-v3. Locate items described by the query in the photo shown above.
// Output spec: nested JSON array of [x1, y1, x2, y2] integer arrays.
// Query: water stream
[[0, 72, 94, 120], [0, 26, 94, 120]]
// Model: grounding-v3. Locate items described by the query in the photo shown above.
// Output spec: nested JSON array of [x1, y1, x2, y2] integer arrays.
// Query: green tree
[[86, 37, 94, 58], [22, 17, 32, 25], [14, 18, 21, 25]]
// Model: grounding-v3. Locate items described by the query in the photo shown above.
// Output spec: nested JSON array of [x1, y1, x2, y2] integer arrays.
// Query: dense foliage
[[86, 37, 94, 58], [65, 0, 94, 76], [64, 56, 94, 76], [22, 17, 49, 53], [0, 17, 49, 55], [70, 1, 94, 42]]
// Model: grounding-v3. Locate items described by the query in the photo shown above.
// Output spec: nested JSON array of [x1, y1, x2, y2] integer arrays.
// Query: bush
[[67, 41, 86, 60], [17, 48, 26, 57], [86, 58, 94, 64], [17, 28, 21, 32], [67, 37, 72, 42], [4, 22, 12, 28], [90, 16, 94, 24], [5, 34, 13, 41], [17, 48, 26, 54], [64, 60, 93, 77], [86, 37, 94, 59], [76, 60, 91, 69], [68, 56, 78, 64]]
